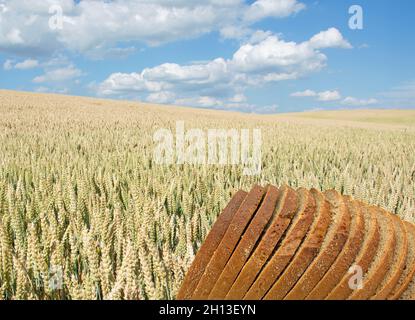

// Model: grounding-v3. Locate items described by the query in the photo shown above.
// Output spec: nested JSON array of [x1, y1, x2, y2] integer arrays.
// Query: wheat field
[[0, 89, 414, 300]]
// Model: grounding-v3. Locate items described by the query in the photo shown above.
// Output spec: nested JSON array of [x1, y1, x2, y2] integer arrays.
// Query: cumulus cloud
[[317, 90, 342, 101], [308, 28, 352, 49], [290, 89, 317, 97], [244, 0, 305, 22], [33, 65, 83, 83], [4, 58, 40, 70], [14, 58, 39, 70], [291, 89, 341, 101], [146, 91, 176, 104], [0, 0, 305, 55], [292, 89, 378, 106], [98, 28, 350, 111], [341, 96, 378, 106]]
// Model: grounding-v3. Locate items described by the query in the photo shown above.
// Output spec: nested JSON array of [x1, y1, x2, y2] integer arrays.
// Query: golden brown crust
[[371, 214, 408, 299], [263, 189, 331, 300], [389, 221, 415, 299], [177, 184, 414, 301], [245, 188, 316, 300], [176, 189, 247, 300], [208, 186, 280, 299], [327, 202, 380, 300], [284, 190, 351, 300], [225, 186, 299, 300], [306, 196, 365, 300], [191, 185, 266, 299], [349, 207, 396, 300]]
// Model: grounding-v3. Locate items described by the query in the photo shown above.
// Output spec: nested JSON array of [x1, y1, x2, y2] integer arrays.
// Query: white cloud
[[308, 28, 352, 49], [317, 90, 341, 101], [3, 59, 14, 70], [0, 0, 305, 55], [14, 59, 39, 70], [174, 96, 224, 109], [6, 28, 24, 45], [229, 28, 350, 79], [229, 93, 248, 103], [341, 96, 378, 106], [146, 91, 176, 104], [247, 30, 274, 44], [293, 89, 378, 106], [33, 65, 83, 83], [0, 3, 8, 14], [220, 26, 253, 40], [291, 89, 341, 101], [231, 36, 322, 74], [3, 58, 39, 70], [98, 28, 350, 112], [244, 0, 305, 22], [291, 89, 317, 97]]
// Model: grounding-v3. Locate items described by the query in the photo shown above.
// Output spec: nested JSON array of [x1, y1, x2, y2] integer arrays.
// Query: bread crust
[[371, 214, 408, 299], [305, 196, 365, 300], [176, 190, 247, 300], [208, 186, 280, 299], [389, 221, 415, 299], [284, 190, 351, 300], [225, 186, 299, 300], [244, 188, 316, 300], [349, 207, 396, 300], [177, 185, 415, 301], [263, 189, 331, 300], [191, 185, 265, 299], [327, 202, 380, 300]]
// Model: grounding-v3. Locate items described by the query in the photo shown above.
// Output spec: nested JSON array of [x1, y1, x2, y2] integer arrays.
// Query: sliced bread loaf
[[371, 213, 408, 299], [208, 186, 280, 299], [348, 207, 396, 300], [177, 190, 247, 300], [327, 202, 380, 300], [390, 221, 415, 300], [284, 189, 351, 300], [263, 188, 331, 299], [305, 196, 365, 300], [192, 185, 265, 299], [225, 185, 299, 300], [244, 188, 316, 300]]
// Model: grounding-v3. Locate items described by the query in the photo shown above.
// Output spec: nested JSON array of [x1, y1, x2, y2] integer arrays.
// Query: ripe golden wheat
[[0, 90, 414, 300]]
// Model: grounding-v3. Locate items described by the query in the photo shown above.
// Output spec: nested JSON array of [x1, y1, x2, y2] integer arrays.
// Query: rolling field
[[280, 109, 415, 128], [0, 90, 414, 300]]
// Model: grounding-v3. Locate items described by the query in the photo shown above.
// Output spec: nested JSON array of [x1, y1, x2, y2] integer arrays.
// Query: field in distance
[[279, 109, 415, 127], [0, 89, 414, 300]]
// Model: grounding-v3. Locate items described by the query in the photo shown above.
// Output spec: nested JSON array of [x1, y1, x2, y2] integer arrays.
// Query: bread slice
[[244, 188, 316, 300], [176, 190, 248, 300], [225, 185, 299, 300], [348, 207, 396, 300], [371, 214, 408, 299], [208, 186, 280, 299], [327, 202, 380, 299], [400, 264, 415, 299], [192, 185, 266, 299], [305, 196, 365, 300], [284, 190, 351, 300], [263, 189, 331, 299], [391, 221, 415, 300]]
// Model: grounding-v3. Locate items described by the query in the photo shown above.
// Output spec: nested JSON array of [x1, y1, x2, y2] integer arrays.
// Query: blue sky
[[0, 0, 414, 113]]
